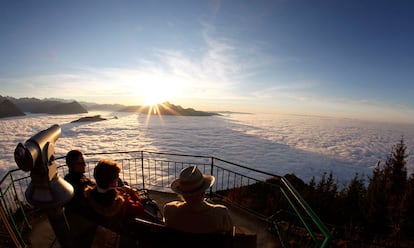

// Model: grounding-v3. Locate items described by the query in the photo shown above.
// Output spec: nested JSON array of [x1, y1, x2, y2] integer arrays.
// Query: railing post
[[141, 151, 145, 189], [209, 157, 214, 197]]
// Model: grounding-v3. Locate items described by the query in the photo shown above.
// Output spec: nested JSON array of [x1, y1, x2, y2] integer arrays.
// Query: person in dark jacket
[[64, 149, 95, 212]]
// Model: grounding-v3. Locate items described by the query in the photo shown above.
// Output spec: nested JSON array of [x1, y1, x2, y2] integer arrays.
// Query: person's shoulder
[[164, 200, 183, 206], [164, 200, 184, 208], [205, 201, 229, 211]]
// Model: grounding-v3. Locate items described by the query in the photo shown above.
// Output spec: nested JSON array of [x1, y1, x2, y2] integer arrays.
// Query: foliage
[[337, 173, 366, 231], [312, 136, 413, 242], [283, 137, 412, 243], [400, 175, 414, 238], [365, 161, 388, 236], [224, 137, 413, 244], [303, 172, 339, 224]]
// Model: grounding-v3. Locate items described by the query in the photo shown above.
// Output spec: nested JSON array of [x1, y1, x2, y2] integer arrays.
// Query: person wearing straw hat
[[163, 166, 234, 233]]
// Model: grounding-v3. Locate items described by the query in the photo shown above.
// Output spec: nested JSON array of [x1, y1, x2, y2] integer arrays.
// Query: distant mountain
[[16, 98, 66, 113], [48, 101, 87, 114], [119, 102, 220, 116], [80, 102, 125, 111], [118, 105, 142, 112], [0, 95, 88, 115], [0, 95, 222, 116], [0, 99, 25, 118]]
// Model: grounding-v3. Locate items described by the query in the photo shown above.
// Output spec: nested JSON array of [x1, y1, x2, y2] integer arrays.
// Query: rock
[[71, 115, 107, 123]]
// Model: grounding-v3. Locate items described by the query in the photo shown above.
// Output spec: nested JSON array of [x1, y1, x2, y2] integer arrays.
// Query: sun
[[132, 74, 183, 109], [143, 91, 168, 106], [139, 78, 178, 106]]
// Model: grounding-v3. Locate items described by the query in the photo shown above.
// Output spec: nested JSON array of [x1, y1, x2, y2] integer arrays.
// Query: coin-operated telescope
[[14, 124, 73, 248], [14, 124, 73, 207]]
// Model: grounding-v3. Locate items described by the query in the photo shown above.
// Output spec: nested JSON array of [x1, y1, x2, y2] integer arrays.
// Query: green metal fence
[[1, 150, 332, 248], [0, 169, 31, 248]]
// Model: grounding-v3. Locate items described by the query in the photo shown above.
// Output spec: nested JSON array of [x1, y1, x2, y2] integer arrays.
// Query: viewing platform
[[1, 149, 332, 248], [26, 190, 277, 248]]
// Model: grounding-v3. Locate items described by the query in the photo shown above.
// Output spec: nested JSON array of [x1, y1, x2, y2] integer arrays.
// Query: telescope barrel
[[27, 124, 61, 151], [14, 124, 61, 171]]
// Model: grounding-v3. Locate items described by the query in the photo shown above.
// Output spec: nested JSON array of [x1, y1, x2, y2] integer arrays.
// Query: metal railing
[[1, 150, 332, 248], [0, 168, 31, 248]]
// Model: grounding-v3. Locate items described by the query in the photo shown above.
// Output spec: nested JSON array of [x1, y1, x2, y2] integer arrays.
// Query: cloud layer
[[1, 112, 413, 186]]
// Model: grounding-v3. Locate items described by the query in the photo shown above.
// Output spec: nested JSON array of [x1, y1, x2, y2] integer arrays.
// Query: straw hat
[[171, 166, 215, 196]]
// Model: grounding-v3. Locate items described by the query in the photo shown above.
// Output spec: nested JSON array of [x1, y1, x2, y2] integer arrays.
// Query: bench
[[66, 208, 256, 247], [65, 195, 257, 248], [123, 217, 235, 248]]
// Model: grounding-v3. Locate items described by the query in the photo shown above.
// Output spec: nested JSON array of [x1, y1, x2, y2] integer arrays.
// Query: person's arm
[[122, 192, 149, 219], [119, 185, 142, 202]]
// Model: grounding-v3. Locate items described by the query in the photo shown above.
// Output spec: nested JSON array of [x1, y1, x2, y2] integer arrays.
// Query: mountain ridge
[[0, 95, 223, 118], [0, 99, 25, 118]]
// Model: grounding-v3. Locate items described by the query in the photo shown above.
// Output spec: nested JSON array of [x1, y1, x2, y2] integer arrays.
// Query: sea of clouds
[[1, 112, 413, 186]]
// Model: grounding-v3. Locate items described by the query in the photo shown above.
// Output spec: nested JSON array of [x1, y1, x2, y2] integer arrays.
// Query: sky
[[0, 0, 414, 123]]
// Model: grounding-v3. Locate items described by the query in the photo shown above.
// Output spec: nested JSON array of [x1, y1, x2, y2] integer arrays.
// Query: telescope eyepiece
[[14, 142, 35, 172]]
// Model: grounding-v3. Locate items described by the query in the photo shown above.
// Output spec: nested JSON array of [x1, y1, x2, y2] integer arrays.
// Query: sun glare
[[137, 77, 179, 106], [143, 92, 165, 106]]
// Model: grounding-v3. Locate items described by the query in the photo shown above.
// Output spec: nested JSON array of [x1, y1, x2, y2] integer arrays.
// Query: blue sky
[[0, 0, 413, 123]]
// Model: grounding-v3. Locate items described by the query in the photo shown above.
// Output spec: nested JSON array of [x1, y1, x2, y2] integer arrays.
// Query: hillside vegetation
[[233, 137, 414, 247]]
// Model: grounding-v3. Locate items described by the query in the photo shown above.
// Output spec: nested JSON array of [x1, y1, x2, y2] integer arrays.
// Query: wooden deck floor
[[25, 190, 280, 248]]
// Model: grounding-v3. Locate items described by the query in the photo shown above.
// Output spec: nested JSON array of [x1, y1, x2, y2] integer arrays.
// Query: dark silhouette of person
[[163, 166, 234, 233], [64, 149, 95, 212]]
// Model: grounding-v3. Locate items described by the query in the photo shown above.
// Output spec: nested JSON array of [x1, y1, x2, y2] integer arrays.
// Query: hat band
[[179, 178, 205, 193]]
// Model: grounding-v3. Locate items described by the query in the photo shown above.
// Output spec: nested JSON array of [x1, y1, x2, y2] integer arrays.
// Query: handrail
[[280, 177, 331, 247], [213, 157, 280, 178], [0, 168, 30, 248], [0, 168, 21, 186], [1, 150, 332, 248]]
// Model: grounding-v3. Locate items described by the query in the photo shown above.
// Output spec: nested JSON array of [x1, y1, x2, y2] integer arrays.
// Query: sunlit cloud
[[1, 20, 262, 107], [1, 113, 413, 185], [251, 80, 319, 99]]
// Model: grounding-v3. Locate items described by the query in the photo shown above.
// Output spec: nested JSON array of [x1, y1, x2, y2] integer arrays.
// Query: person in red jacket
[[85, 159, 155, 224]]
